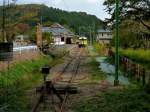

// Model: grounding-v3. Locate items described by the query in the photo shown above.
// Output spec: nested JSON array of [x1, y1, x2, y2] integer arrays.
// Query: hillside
[[0, 4, 103, 38]]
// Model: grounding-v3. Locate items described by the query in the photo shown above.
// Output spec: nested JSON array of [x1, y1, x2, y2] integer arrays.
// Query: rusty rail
[[32, 47, 84, 112]]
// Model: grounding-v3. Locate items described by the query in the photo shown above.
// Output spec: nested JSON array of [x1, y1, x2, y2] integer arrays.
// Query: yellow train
[[78, 37, 88, 48]]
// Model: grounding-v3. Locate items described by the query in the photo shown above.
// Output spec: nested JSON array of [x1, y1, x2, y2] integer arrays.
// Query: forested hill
[[0, 4, 103, 36]]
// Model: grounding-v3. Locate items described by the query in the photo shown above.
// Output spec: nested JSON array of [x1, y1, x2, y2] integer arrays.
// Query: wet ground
[[96, 57, 130, 85], [89, 46, 130, 85]]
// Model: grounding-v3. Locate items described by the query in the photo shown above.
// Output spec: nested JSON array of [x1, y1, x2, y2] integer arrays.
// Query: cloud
[[87, 0, 99, 4]]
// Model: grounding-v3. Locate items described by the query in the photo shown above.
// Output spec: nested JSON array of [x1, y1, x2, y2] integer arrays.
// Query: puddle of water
[[96, 57, 130, 85], [88, 46, 130, 85]]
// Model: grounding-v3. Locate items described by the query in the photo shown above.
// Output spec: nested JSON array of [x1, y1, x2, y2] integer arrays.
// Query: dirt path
[[32, 45, 112, 112], [48, 45, 89, 83], [45, 45, 110, 112]]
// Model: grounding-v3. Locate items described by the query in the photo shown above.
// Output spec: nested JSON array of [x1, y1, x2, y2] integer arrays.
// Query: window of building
[[61, 37, 64, 42]]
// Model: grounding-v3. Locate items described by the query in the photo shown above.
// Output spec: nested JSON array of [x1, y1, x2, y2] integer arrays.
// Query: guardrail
[[13, 45, 38, 54]]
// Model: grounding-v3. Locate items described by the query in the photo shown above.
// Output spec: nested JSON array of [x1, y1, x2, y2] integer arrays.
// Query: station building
[[42, 23, 75, 45]]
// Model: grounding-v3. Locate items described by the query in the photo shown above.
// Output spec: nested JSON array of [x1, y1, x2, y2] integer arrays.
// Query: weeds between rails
[[32, 47, 85, 112]]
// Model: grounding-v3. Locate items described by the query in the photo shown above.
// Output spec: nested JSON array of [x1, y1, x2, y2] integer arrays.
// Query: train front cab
[[78, 37, 87, 48]]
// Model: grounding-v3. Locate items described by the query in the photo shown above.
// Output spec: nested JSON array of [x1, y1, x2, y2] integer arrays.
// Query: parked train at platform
[[78, 37, 88, 48]]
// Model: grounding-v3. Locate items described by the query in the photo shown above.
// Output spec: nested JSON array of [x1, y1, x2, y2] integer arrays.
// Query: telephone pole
[[114, 0, 119, 86], [2, 0, 6, 42], [89, 26, 92, 46]]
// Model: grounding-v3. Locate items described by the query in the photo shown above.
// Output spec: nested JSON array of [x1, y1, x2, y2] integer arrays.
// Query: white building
[[14, 35, 32, 47], [96, 29, 113, 44], [42, 23, 74, 45]]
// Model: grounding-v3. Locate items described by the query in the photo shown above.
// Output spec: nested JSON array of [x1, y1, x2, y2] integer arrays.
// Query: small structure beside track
[[32, 46, 84, 112]]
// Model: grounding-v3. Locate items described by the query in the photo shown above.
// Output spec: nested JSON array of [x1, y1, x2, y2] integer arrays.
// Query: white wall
[[96, 32, 112, 44], [96, 32, 112, 40], [53, 37, 65, 45], [13, 45, 38, 54]]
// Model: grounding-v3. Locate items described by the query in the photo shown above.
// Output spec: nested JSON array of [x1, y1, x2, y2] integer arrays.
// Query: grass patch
[[72, 88, 150, 112], [118, 48, 150, 69], [93, 43, 106, 56], [88, 58, 106, 82], [0, 55, 53, 112]]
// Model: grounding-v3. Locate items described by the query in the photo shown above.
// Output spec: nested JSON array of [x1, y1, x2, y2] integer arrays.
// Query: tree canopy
[[104, 0, 150, 31]]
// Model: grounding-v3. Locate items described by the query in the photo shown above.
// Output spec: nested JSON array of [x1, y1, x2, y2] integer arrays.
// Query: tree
[[16, 23, 30, 34], [42, 32, 53, 46], [103, 0, 150, 31]]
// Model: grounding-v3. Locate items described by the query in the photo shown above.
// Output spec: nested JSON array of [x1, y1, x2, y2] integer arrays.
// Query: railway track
[[32, 46, 85, 112]]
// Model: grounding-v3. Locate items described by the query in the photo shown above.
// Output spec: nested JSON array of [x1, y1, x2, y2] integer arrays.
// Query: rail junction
[[32, 46, 88, 112]]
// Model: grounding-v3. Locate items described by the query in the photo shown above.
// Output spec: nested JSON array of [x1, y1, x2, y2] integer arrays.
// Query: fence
[[108, 49, 150, 86]]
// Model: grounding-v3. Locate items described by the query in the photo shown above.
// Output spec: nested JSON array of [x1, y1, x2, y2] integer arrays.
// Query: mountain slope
[[0, 4, 103, 37]]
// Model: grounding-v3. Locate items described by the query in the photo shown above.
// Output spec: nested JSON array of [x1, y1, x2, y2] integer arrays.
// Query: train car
[[78, 37, 88, 48]]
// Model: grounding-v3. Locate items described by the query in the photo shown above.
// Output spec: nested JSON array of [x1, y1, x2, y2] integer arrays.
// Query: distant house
[[96, 29, 113, 44], [14, 35, 32, 47], [42, 23, 74, 45]]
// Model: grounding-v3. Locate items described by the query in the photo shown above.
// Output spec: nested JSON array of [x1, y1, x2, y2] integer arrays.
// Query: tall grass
[[119, 48, 150, 68], [88, 58, 106, 83], [0, 55, 52, 112], [72, 88, 150, 112], [93, 43, 106, 56], [0, 55, 51, 87]]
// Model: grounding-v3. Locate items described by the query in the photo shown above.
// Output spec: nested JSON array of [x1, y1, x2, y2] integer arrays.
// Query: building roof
[[15, 35, 29, 39], [42, 23, 74, 38], [50, 23, 64, 29], [97, 29, 112, 33]]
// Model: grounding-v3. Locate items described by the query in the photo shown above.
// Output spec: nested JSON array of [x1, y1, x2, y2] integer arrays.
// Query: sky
[[0, 0, 110, 20]]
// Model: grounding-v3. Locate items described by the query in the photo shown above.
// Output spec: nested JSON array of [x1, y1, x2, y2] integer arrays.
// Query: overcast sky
[[0, 0, 110, 20]]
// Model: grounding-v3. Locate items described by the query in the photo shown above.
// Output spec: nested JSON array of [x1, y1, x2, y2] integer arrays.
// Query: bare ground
[[45, 45, 112, 112]]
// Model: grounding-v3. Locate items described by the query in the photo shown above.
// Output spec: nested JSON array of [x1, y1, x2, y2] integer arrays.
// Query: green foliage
[[42, 32, 54, 45], [119, 48, 150, 68], [103, 0, 150, 31], [0, 4, 103, 38], [0, 55, 52, 112], [88, 58, 105, 82], [110, 20, 148, 48], [93, 43, 106, 56], [0, 56, 51, 87], [104, 0, 150, 48], [73, 88, 150, 112]]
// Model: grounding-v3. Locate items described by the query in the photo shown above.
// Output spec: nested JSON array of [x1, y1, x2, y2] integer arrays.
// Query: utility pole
[[78, 27, 81, 36], [89, 26, 92, 46], [92, 22, 95, 44], [114, 0, 119, 86], [2, 0, 6, 42]]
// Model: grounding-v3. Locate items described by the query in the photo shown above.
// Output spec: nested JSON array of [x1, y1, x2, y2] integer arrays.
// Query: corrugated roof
[[50, 23, 64, 29], [42, 23, 74, 38], [97, 29, 112, 33]]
